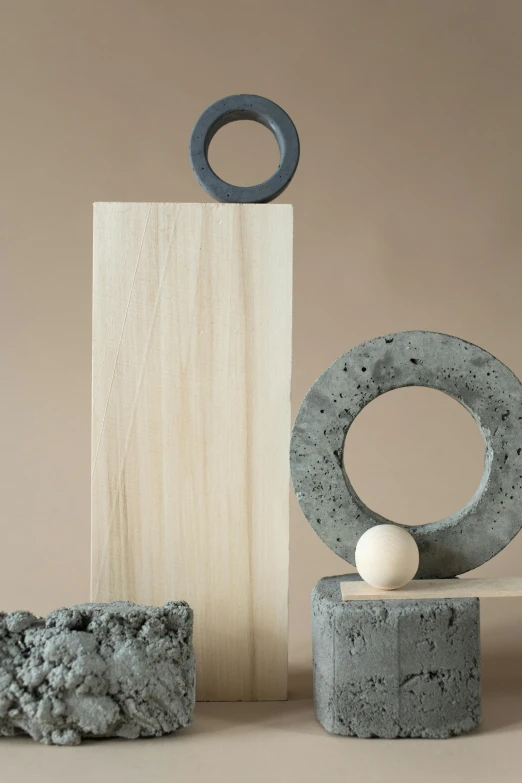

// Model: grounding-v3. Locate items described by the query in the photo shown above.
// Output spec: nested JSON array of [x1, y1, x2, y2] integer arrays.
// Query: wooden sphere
[[355, 525, 419, 590]]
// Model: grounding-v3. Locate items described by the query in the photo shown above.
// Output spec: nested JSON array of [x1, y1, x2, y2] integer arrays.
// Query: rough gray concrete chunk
[[291, 331, 522, 577], [0, 601, 195, 745], [312, 575, 480, 738]]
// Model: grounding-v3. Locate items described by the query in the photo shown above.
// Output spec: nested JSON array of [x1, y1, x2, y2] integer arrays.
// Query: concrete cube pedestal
[[312, 575, 481, 738]]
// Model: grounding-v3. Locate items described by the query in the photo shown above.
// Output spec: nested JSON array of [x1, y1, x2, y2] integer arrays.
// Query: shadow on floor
[[480, 649, 522, 733], [188, 665, 317, 737]]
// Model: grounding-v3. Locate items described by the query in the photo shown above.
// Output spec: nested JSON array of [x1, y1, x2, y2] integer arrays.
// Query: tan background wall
[[2, 2, 522, 777]]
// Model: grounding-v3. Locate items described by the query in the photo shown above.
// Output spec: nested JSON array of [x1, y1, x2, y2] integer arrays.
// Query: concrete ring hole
[[208, 118, 281, 187], [343, 386, 486, 527]]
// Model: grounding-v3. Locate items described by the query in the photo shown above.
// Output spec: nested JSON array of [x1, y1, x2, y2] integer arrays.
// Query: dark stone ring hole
[[343, 387, 486, 526], [208, 119, 281, 187]]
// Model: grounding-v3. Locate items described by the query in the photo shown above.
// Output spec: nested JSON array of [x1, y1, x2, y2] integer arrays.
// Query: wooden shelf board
[[340, 577, 522, 601]]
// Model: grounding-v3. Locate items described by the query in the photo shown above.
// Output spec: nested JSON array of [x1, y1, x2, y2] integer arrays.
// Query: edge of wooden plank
[[340, 577, 522, 600]]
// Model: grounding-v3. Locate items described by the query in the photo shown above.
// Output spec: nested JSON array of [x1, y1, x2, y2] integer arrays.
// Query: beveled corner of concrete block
[[0, 601, 195, 745], [312, 575, 481, 738]]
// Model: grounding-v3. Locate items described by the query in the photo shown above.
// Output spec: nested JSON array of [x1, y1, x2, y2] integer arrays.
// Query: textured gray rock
[[312, 575, 481, 738], [0, 601, 195, 745], [291, 331, 522, 577]]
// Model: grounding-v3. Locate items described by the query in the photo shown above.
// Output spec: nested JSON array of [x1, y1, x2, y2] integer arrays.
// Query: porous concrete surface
[[312, 574, 481, 738], [0, 601, 195, 745], [291, 331, 522, 577]]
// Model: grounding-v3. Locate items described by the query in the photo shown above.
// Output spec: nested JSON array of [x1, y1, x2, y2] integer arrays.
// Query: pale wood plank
[[340, 577, 522, 600], [91, 203, 292, 701]]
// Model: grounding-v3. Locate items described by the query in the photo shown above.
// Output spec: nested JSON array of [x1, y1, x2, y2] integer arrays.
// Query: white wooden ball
[[355, 525, 419, 590]]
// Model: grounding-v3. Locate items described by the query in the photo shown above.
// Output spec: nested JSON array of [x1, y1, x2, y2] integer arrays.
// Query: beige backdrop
[[2, 1, 522, 781]]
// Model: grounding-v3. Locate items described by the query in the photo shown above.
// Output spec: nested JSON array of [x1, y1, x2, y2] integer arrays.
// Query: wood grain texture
[[341, 577, 522, 600], [91, 203, 292, 701]]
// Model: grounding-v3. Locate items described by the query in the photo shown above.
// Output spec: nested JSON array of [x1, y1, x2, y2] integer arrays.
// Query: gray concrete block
[[0, 601, 195, 745], [312, 575, 480, 738]]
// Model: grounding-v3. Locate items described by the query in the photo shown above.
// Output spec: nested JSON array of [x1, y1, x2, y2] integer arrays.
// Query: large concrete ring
[[290, 331, 522, 578], [189, 94, 300, 204]]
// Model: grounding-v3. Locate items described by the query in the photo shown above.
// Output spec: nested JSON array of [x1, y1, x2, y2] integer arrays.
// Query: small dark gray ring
[[189, 94, 300, 204], [290, 331, 522, 578]]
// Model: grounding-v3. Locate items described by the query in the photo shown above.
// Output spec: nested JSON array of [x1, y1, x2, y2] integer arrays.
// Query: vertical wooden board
[[91, 203, 292, 701]]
